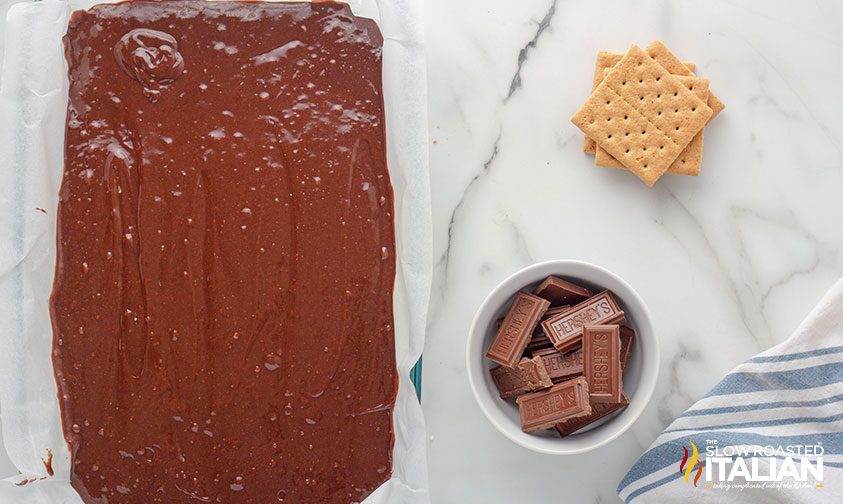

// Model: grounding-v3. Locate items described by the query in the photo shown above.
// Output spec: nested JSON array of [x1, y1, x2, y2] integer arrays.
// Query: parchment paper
[[0, 0, 430, 502]]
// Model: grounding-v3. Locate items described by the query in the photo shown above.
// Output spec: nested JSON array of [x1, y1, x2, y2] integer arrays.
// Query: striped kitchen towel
[[618, 276, 843, 503]]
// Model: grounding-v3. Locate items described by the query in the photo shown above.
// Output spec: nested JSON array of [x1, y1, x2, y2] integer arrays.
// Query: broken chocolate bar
[[486, 292, 550, 368], [583, 325, 623, 403], [516, 377, 591, 433], [490, 357, 553, 399], [554, 394, 629, 437], [541, 291, 624, 353], [534, 276, 592, 305], [533, 347, 583, 382]]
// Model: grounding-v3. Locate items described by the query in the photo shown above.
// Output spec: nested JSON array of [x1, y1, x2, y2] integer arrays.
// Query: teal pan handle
[[410, 357, 422, 400]]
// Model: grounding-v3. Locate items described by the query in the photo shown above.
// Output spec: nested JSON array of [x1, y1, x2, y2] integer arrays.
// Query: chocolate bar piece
[[582, 325, 623, 403], [542, 305, 571, 320], [501, 306, 571, 331], [554, 394, 629, 437], [490, 357, 553, 399], [498, 303, 566, 331], [541, 291, 624, 353], [516, 377, 591, 433], [486, 292, 550, 368], [620, 325, 635, 370], [498, 307, 567, 330], [519, 306, 572, 348], [533, 347, 583, 382], [525, 332, 553, 355], [523, 308, 571, 355], [534, 276, 592, 306]]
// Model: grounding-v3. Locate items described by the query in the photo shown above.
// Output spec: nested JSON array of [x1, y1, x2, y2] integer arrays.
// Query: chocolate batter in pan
[[51, 2, 397, 502]]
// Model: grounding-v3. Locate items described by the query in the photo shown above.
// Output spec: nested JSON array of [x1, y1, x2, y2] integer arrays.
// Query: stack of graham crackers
[[572, 41, 725, 186]]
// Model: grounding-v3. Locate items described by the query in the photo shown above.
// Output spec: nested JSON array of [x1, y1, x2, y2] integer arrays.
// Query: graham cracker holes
[[574, 42, 724, 185], [573, 45, 715, 185]]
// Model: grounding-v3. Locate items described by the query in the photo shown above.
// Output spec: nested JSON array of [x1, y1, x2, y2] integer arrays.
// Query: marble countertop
[[422, 0, 843, 502]]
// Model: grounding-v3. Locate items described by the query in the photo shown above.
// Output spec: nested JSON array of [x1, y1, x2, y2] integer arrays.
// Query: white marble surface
[[422, 0, 843, 502]]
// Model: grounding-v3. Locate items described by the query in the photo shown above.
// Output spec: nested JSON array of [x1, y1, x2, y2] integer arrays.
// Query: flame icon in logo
[[679, 441, 704, 487]]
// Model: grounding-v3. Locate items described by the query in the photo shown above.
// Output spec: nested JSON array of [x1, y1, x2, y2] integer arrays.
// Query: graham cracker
[[583, 53, 695, 154], [596, 74, 710, 176], [645, 40, 725, 120], [571, 45, 713, 186]]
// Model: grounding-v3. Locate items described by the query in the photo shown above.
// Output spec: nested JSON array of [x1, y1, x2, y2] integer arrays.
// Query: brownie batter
[[51, 2, 397, 502]]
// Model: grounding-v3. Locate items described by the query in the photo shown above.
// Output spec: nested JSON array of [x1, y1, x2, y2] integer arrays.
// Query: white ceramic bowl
[[466, 260, 659, 455]]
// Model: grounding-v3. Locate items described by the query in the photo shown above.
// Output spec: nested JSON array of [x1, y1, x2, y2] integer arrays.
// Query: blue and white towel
[[618, 277, 843, 503]]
